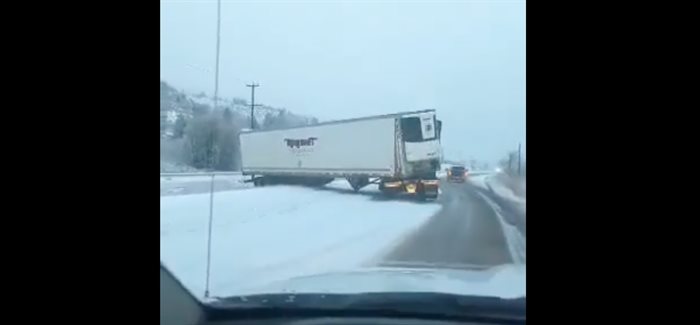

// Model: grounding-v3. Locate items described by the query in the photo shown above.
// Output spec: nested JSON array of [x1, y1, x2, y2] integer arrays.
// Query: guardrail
[[160, 171, 242, 177]]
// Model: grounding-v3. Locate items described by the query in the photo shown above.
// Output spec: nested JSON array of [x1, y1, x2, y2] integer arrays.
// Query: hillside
[[160, 81, 316, 137], [160, 81, 318, 172]]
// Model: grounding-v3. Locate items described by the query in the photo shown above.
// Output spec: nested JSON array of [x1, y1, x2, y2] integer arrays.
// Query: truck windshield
[[401, 117, 437, 142]]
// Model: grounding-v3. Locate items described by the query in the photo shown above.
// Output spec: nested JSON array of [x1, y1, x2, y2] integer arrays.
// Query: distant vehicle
[[239, 110, 443, 200], [447, 165, 468, 182]]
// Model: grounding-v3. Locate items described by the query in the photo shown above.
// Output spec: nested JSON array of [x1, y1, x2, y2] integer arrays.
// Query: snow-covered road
[[469, 174, 526, 236], [161, 173, 526, 299], [160, 181, 441, 298]]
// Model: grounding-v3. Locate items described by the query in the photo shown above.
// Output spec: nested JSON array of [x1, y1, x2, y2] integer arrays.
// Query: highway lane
[[380, 179, 523, 267]]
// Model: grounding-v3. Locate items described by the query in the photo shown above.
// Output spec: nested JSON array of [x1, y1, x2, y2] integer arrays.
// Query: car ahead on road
[[447, 166, 468, 182]]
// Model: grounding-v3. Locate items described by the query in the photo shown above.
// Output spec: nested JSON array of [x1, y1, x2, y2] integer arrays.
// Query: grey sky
[[160, 0, 525, 163]]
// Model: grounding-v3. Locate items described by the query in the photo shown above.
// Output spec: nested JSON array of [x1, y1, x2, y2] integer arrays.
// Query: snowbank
[[470, 174, 525, 221], [470, 175, 523, 200], [160, 182, 440, 298], [160, 173, 251, 196], [489, 176, 525, 205], [160, 160, 201, 173]]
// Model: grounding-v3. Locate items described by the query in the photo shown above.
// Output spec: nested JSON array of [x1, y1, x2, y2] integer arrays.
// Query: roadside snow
[[160, 160, 201, 173], [160, 174, 251, 196], [470, 175, 523, 201], [160, 183, 440, 298], [470, 174, 525, 221], [469, 174, 490, 189], [489, 179, 525, 205]]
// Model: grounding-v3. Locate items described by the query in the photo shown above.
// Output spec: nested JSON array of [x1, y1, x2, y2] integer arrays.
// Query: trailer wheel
[[253, 177, 265, 187]]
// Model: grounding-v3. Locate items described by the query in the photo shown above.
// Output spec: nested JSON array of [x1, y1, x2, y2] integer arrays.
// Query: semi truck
[[238, 109, 443, 200]]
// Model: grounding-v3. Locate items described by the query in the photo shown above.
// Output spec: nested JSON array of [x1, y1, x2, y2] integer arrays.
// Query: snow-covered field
[[160, 173, 251, 196], [470, 174, 523, 200], [160, 180, 441, 299], [160, 160, 201, 173]]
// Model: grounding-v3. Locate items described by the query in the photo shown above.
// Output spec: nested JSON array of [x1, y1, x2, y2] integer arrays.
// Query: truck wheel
[[254, 177, 265, 187]]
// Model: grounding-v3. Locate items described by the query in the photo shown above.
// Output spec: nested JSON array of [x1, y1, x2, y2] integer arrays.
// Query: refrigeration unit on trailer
[[239, 109, 443, 199]]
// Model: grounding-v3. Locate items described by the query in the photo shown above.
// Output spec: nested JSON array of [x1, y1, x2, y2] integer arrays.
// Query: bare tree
[[499, 151, 519, 175]]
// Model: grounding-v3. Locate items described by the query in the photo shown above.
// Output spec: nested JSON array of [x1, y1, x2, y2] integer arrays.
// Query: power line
[[213, 0, 221, 110]]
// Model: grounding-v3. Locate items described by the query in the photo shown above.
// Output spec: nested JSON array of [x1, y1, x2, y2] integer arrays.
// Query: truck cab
[[400, 111, 442, 177], [376, 111, 442, 200]]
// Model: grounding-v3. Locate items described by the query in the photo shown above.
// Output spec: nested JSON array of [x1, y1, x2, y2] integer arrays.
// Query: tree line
[[166, 107, 316, 171], [498, 150, 526, 177]]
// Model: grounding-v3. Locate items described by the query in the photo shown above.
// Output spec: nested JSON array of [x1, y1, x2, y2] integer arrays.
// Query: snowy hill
[[186, 91, 276, 125], [160, 81, 316, 136], [160, 80, 319, 170]]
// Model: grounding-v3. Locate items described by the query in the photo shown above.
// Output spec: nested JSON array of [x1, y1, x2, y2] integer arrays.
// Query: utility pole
[[213, 0, 221, 110], [246, 83, 261, 129], [508, 154, 513, 174], [204, 0, 221, 300], [517, 142, 522, 176]]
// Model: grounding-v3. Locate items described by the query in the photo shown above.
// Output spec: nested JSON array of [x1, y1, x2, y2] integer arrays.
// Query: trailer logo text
[[284, 137, 318, 148]]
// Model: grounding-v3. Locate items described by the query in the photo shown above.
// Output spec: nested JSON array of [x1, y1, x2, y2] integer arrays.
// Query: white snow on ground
[[470, 174, 525, 221], [468, 174, 490, 189], [160, 174, 252, 196], [488, 178, 525, 205], [160, 160, 202, 173], [160, 173, 241, 183], [470, 174, 525, 202], [160, 182, 440, 299]]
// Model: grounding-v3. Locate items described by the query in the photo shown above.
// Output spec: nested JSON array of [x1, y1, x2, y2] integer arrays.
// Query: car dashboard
[[161, 264, 523, 325]]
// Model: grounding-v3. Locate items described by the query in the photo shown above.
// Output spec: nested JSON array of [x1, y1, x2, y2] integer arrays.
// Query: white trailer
[[239, 109, 442, 199]]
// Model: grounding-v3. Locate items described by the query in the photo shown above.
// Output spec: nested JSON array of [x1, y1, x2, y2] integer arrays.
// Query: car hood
[[233, 263, 525, 299]]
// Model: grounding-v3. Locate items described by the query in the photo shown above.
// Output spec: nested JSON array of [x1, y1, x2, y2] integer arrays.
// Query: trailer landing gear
[[346, 177, 369, 192]]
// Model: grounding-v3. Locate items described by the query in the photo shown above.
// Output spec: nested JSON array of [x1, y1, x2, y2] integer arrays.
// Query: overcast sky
[[160, 0, 525, 163]]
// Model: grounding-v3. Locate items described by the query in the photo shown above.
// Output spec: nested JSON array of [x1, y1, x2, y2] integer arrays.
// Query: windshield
[[161, 0, 525, 312], [400, 117, 424, 142]]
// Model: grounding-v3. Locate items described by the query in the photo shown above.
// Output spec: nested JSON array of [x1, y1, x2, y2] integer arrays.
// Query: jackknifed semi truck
[[239, 109, 443, 200]]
